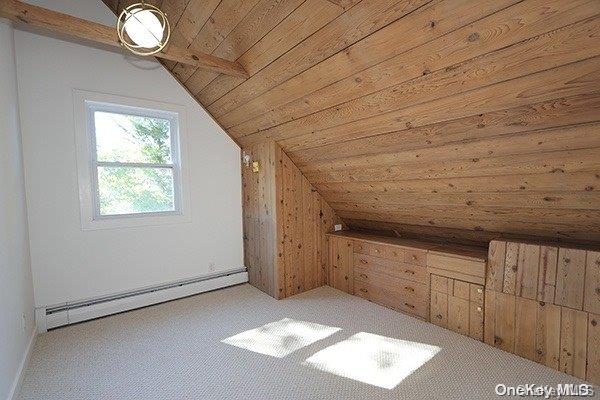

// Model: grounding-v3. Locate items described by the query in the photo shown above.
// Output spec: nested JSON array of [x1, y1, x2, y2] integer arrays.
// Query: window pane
[[97, 166, 175, 216], [94, 111, 173, 164]]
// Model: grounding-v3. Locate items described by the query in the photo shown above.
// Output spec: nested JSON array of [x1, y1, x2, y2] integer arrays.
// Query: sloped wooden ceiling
[[106, 0, 600, 246]]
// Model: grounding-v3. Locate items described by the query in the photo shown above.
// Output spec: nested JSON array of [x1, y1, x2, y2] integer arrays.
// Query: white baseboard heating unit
[[35, 268, 248, 332]]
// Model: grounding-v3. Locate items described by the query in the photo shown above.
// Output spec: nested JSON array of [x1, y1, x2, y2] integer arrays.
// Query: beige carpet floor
[[18, 284, 596, 399]]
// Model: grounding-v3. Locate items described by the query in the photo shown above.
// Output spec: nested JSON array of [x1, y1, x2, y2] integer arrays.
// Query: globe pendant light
[[117, 2, 171, 56]]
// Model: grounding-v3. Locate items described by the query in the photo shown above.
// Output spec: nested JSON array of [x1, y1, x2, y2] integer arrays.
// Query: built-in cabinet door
[[329, 237, 353, 293], [430, 274, 484, 341]]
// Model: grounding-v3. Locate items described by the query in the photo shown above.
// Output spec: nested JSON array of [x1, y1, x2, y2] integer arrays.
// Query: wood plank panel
[[503, 242, 519, 295], [493, 292, 516, 352], [555, 248, 587, 310], [288, 93, 600, 163], [534, 301, 561, 370], [538, 246, 559, 303], [585, 251, 600, 314], [516, 244, 540, 300], [223, 0, 521, 131], [233, 5, 600, 138], [469, 302, 484, 341], [247, 56, 600, 148], [242, 141, 343, 298], [559, 307, 588, 379], [486, 241, 506, 292], [514, 297, 537, 360], [430, 290, 448, 327], [448, 296, 470, 336], [197, 0, 344, 104], [181, 0, 305, 89], [208, 0, 432, 115], [588, 313, 600, 385]]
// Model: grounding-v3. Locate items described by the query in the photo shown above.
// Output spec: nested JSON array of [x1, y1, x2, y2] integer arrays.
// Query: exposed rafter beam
[[0, 0, 249, 78]]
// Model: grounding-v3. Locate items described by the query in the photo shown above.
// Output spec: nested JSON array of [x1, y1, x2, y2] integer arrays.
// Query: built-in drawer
[[353, 241, 386, 257], [354, 279, 428, 319], [405, 248, 427, 266], [428, 253, 486, 284], [354, 265, 428, 300], [353, 253, 427, 284]]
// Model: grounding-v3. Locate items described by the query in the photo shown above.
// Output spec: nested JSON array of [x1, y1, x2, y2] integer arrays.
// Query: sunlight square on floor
[[303, 332, 440, 389], [221, 318, 341, 358]]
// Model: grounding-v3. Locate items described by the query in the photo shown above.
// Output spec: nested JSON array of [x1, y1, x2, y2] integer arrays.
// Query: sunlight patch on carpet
[[222, 318, 341, 358], [303, 332, 440, 389]]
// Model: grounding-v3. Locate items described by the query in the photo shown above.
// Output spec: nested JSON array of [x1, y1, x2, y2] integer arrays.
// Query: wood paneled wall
[[105, 0, 600, 245], [242, 141, 343, 298], [485, 240, 600, 383]]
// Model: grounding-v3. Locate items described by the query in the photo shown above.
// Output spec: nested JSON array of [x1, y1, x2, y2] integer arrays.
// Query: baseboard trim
[[6, 329, 36, 400], [37, 270, 249, 331]]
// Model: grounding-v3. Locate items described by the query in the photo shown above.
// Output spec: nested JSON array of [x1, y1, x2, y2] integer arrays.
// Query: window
[[74, 90, 190, 229]]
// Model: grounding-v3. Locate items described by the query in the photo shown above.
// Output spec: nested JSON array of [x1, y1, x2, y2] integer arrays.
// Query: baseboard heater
[[35, 268, 248, 332]]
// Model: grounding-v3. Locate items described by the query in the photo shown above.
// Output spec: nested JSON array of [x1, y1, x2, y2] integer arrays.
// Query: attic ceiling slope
[[106, 0, 600, 245]]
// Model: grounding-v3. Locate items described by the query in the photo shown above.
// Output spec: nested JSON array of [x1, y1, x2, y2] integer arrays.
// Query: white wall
[[15, 0, 244, 308], [0, 19, 36, 400]]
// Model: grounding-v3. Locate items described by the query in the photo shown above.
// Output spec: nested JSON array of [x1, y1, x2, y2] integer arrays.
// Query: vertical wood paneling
[[516, 244, 540, 300], [493, 292, 516, 352], [537, 246, 558, 303], [469, 302, 484, 341], [587, 313, 600, 384], [430, 290, 448, 327], [559, 307, 588, 379], [448, 296, 470, 336], [484, 290, 496, 346], [514, 297, 537, 361], [486, 241, 506, 292], [585, 251, 600, 314], [555, 248, 587, 310], [534, 301, 561, 370], [242, 141, 342, 298], [503, 243, 520, 295]]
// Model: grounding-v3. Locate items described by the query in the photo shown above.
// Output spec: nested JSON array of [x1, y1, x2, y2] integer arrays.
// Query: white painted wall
[[15, 0, 244, 308], [0, 19, 36, 400]]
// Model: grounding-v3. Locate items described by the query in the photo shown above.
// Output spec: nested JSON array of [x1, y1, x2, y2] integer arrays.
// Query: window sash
[[87, 102, 183, 220]]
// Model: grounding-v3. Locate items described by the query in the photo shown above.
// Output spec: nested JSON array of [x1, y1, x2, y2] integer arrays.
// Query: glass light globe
[[124, 8, 164, 48]]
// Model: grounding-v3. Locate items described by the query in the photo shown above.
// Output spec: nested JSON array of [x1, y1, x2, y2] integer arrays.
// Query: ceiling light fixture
[[116, 2, 170, 56]]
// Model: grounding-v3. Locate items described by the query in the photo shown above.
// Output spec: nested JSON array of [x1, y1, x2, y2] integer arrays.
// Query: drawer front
[[354, 280, 428, 319], [405, 248, 427, 266], [353, 253, 427, 284], [354, 265, 428, 299], [353, 240, 369, 255], [428, 253, 486, 282], [384, 246, 406, 263], [353, 241, 386, 257]]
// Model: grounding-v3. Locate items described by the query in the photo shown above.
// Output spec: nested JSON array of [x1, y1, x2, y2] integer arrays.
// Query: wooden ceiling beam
[[0, 0, 248, 78]]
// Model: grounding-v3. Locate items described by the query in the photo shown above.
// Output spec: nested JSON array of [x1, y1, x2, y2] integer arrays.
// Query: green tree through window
[[94, 111, 177, 216]]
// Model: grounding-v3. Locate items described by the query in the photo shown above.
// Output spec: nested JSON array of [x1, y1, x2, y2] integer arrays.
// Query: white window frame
[[74, 90, 191, 230]]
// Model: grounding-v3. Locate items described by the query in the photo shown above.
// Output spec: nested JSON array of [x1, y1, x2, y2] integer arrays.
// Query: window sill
[[81, 211, 191, 230]]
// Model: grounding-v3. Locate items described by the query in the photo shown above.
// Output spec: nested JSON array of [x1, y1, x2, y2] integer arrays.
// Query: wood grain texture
[[555, 248, 587, 310], [117, 0, 600, 245], [242, 141, 343, 298], [559, 307, 588, 379]]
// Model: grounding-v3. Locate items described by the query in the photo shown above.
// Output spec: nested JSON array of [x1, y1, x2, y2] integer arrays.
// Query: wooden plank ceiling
[[105, 0, 600, 246]]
